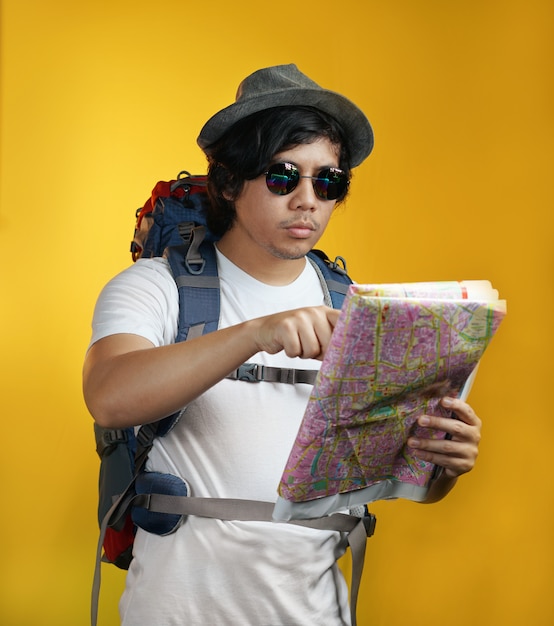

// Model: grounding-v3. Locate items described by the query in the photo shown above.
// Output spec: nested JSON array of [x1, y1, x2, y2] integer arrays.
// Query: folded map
[[273, 280, 506, 521]]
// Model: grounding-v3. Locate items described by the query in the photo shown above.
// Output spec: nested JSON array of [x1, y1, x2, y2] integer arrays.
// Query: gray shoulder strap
[[307, 255, 333, 306]]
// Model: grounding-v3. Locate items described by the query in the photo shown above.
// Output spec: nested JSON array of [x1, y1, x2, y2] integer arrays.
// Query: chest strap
[[226, 362, 318, 385]]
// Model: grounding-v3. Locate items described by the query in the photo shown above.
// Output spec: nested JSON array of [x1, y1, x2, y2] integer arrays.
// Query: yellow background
[[1, 0, 552, 624]]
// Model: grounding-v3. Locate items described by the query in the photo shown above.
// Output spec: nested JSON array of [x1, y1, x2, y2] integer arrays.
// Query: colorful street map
[[273, 281, 506, 521]]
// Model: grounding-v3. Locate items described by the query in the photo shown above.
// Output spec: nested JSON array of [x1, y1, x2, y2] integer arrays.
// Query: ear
[[215, 164, 238, 201]]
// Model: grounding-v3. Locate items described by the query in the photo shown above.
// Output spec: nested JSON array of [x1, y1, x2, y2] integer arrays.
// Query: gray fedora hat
[[197, 64, 374, 167]]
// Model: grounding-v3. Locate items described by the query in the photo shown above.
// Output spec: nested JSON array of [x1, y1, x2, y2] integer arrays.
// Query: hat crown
[[198, 64, 374, 167], [236, 64, 321, 102]]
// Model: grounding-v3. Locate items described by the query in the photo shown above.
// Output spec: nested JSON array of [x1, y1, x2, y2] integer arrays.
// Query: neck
[[216, 236, 307, 286]]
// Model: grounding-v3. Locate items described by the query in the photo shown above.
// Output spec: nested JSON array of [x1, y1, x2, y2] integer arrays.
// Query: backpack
[[91, 171, 376, 626]]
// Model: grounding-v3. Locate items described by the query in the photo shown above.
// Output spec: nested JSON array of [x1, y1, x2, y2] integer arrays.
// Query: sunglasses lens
[[266, 163, 299, 195], [313, 168, 349, 201]]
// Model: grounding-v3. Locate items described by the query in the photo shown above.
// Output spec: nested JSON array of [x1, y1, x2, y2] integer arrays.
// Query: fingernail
[[442, 397, 453, 407], [419, 416, 430, 426], [408, 438, 420, 447]]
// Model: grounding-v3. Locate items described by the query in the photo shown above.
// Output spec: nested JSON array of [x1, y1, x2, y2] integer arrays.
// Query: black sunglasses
[[264, 162, 349, 201]]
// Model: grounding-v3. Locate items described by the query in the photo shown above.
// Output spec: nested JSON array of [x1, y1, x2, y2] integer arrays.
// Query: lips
[[285, 222, 317, 239]]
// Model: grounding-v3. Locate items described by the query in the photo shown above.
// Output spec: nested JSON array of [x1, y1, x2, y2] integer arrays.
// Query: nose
[[287, 177, 319, 211]]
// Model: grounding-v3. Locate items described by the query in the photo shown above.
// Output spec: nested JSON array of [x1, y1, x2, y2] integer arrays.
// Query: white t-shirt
[[90, 249, 351, 625]]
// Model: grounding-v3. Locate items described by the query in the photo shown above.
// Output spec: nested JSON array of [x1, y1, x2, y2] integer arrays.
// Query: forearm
[[84, 305, 338, 429], [83, 321, 260, 429]]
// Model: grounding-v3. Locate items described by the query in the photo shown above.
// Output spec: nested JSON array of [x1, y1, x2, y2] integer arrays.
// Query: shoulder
[[110, 257, 175, 289], [90, 258, 179, 347], [102, 258, 178, 309]]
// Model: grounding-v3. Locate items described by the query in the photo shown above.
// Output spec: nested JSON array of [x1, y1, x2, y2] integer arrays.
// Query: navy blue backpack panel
[[131, 173, 216, 261]]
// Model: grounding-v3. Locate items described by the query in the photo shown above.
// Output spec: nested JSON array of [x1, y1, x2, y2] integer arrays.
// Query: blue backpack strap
[[307, 249, 353, 309], [129, 236, 220, 444], [165, 236, 220, 342]]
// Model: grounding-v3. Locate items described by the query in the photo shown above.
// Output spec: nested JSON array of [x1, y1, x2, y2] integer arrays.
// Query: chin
[[269, 244, 311, 261]]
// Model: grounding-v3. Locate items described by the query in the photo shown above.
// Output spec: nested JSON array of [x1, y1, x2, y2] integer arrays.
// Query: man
[[84, 64, 481, 625]]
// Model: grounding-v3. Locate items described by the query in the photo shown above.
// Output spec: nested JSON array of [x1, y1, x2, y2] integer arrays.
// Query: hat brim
[[197, 87, 374, 168]]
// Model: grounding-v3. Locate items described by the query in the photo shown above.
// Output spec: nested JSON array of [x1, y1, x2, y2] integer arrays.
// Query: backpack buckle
[[95, 427, 129, 457], [177, 223, 207, 275], [349, 504, 377, 537], [330, 255, 348, 275], [231, 363, 263, 382], [363, 511, 377, 537]]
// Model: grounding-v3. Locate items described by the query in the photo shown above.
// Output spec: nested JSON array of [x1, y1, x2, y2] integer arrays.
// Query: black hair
[[205, 106, 352, 236]]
